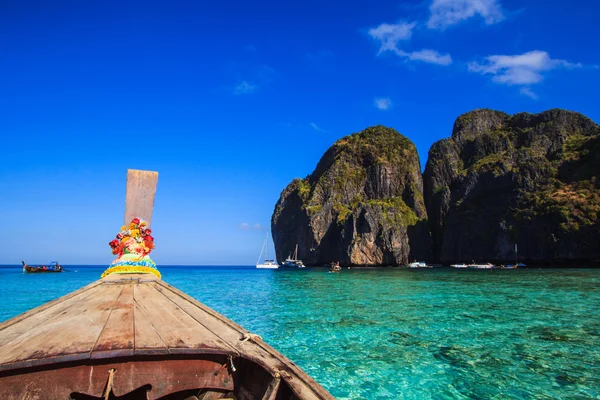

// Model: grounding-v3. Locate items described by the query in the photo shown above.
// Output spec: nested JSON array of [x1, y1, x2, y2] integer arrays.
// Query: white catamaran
[[256, 232, 279, 269]]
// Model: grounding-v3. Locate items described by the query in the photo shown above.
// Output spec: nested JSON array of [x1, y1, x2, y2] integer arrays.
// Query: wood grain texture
[[92, 284, 135, 358], [124, 169, 158, 227], [0, 284, 122, 365], [0, 277, 335, 400], [133, 283, 233, 354]]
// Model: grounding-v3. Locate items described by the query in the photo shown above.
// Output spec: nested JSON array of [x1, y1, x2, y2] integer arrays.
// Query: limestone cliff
[[272, 126, 430, 267], [424, 109, 600, 263]]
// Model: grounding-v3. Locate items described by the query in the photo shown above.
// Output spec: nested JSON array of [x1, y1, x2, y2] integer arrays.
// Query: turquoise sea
[[1, 265, 599, 399]]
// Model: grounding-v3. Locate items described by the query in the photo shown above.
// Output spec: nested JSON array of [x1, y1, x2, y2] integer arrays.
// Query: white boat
[[467, 261, 495, 269], [408, 261, 430, 268], [450, 263, 468, 268], [282, 244, 305, 268], [256, 232, 279, 269]]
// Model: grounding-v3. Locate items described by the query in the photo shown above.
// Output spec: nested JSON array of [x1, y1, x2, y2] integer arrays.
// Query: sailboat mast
[[257, 232, 271, 265], [265, 232, 269, 260]]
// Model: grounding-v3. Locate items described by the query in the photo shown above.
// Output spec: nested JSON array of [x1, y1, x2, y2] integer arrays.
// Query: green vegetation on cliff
[[273, 124, 430, 266], [425, 107, 600, 262]]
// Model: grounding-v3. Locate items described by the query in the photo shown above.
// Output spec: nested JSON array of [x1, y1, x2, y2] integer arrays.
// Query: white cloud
[[468, 50, 580, 85], [239, 222, 250, 230], [368, 22, 416, 54], [374, 98, 393, 110], [401, 49, 452, 65], [368, 22, 452, 65], [428, 0, 504, 29], [309, 122, 326, 132], [253, 223, 262, 230], [233, 81, 258, 95], [519, 87, 538, 99]]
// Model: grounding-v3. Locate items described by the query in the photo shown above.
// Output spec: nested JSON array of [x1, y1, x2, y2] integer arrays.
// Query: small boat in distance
[[502, 244, 525, 269], [467, 261, 495, 269], [329, 262, 342, 273], [408, 261, 431, 268], [450, 263, 468, 268], [22, 260, 62, 273], [282, 244, 305, 268], [502, 262, 526, 269], [256, 232, 279, 269]]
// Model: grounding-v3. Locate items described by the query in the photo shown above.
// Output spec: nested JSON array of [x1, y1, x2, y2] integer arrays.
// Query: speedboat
[[502, 263, 526, 269], [329, 262, 342, 273], [467, 262, 495, 269], [408, 261, 430, 268]]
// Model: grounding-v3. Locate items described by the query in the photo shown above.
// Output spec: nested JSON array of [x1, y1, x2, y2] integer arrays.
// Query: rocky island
[[425, 108, 600, 265], [273, 109, 600, 267], [272, 126, 430, 267]]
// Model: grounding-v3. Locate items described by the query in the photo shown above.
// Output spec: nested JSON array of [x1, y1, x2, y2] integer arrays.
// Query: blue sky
[[1, 0, 598, 265]]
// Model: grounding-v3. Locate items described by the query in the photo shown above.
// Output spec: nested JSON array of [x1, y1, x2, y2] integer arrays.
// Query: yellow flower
[[130, 229, 140, 237], [140, 222, 147, 227], [101, 266, 161, 279], [129, 223, 136, 229], [121, 225, 127, 231]]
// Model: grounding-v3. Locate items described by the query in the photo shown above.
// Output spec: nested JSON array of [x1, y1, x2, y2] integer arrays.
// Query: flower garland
[[101, 217, 161, 279], [101, 266, 160, 279], [109, 217, 154, 257]]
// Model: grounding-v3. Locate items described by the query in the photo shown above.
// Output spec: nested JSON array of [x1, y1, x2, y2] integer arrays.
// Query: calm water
[[1, 265, 599, 399]]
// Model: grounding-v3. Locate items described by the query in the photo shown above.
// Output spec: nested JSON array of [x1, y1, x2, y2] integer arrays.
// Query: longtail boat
[[21, 260, 62, 273], [0, 170, 334, 400]]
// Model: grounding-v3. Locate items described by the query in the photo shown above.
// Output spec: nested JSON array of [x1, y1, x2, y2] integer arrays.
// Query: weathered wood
[[0, 359, 234, 400], [134, 283, 237, 354], [0, 280, 102, 343], [0, 276, 335, 400], [124, 169, 158, 226], [91, 284, 135, 358], [0, 284, 122, 367], [261, 376, 281, 400]]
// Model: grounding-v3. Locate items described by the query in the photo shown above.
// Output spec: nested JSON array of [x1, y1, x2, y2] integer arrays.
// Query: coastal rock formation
[[272, 126, 430, 267], [424, 108, 600, 263]]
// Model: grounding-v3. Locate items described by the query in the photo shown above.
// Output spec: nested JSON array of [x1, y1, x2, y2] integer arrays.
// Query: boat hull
[[282, 261, 304, 268], [23, 265, 62, 273], [256, 263, 279, 269], [467, 264, 495, 269], [0, 273, 334, 400]]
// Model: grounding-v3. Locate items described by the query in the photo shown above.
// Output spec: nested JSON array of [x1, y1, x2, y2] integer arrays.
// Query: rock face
[[424, 108, 600, 263], [272, 126, 430, 267]]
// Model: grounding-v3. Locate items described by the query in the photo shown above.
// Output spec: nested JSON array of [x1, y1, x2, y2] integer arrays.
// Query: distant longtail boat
[[0, 169, 334, 400], [21, 260, 62, 273]]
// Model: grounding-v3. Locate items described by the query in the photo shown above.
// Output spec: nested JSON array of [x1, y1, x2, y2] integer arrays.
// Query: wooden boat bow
[[0, 273, 333, 399], [0, 170, 334, 399]]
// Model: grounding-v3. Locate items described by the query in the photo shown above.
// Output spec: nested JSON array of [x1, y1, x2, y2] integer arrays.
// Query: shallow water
[[1, 265, 599, 399]]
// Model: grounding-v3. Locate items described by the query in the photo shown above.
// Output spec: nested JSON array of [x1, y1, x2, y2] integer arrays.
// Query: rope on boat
[[240, 333, 263, 345], [228, 355, 236, 372], [215, 355, 237, 375], [102, 368, 117, 400]]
